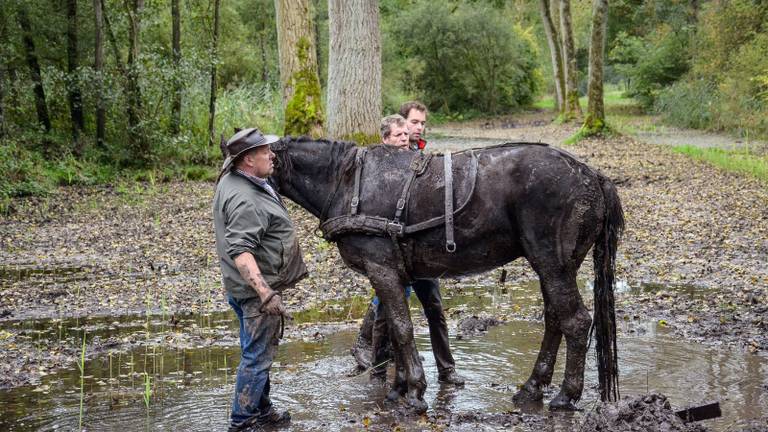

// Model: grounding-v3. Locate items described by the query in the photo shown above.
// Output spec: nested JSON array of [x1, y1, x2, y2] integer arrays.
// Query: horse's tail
[[591, 173, 624, 402]]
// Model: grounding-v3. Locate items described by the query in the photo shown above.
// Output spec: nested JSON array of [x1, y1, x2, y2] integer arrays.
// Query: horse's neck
[[285, 140, 356, 219]]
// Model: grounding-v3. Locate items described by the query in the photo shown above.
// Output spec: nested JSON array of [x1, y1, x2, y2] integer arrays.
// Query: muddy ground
[[1, 111, 766, 403]]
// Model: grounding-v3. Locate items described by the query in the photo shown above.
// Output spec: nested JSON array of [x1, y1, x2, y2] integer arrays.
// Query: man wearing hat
[[213, 128, 307, 431]]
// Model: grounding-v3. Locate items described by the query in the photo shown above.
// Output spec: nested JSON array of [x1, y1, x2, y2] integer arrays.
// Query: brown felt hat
[[220, 128, 280, 173]]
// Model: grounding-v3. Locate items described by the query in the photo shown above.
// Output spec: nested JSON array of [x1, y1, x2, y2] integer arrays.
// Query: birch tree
[[539, 0, 565, 113], [582, 0, 609, 135], [559, 0, 582, 120]]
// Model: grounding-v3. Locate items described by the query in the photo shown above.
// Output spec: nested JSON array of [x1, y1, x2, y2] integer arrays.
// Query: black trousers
[[370, 278, 456, 374]]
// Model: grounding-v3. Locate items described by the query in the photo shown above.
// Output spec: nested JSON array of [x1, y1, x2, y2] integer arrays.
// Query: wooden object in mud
[[675, 401, 721, 423]]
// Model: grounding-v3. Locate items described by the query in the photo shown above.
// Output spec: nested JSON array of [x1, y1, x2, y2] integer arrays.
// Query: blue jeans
[[228, 295, 281, 427]]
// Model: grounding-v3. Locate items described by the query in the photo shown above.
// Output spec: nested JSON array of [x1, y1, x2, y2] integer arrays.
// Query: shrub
[[655, 79, 717, 130], [388, 2, 539, 115], [610, 26, 691, 108]]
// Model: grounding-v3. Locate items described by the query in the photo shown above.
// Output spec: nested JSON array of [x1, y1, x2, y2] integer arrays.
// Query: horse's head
[[269, 136, 357, 217]]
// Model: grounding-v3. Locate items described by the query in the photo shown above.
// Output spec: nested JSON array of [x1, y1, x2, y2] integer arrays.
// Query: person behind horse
[[380, 114, 410, 149], [352, 105, 466, 386], [213, 128, 308, 431]]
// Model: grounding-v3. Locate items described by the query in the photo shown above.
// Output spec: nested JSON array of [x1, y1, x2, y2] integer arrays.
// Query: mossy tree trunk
[[539, 0, 565, 114], [559, 0, 582, 121], [326, 0, 381, 144], [582, 0, 608, 135], [275, 0, 323, 137]]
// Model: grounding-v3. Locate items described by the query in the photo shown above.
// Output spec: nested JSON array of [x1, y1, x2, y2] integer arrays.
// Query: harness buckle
[[396, 198, 406, 211], [351, 197, 359, 210], [386, 222, 404, 236], [446, 241, 456, 253]]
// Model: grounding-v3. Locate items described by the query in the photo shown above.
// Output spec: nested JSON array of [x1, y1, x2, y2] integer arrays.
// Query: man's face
[[245, 145, 275, 178], [383, 124, 409, 149], [405, 109, 427, 142]]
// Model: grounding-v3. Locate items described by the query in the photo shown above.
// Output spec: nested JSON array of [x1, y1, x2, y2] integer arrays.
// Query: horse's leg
[[513, 299, 562, 403], [364, 260, 428, 412], [540, 270, 591, 410]]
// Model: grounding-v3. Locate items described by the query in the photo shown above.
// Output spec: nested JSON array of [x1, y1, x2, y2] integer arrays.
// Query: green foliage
[[610, 26, 691, 108], [0, 138, 49, 212], [655, 79, 717, 130], [654, 1, 768, 138], [387, 1, 540, 115]]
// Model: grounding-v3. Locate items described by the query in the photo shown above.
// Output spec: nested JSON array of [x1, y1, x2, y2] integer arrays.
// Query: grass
[[671, 146, 768, 182], [78, 331, 87, 430]]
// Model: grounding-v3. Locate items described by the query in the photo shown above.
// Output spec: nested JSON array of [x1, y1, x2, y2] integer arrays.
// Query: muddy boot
[[350, 304, 376, 370]]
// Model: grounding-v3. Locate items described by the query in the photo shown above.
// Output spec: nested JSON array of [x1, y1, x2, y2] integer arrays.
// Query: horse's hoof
[[512, 385, 543, 404], [386, 387, 403, 402], [548, 393, 580, 411], [406, 397, 428, 414]]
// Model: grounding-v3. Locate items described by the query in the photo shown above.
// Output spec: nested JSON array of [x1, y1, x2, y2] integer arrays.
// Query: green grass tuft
[[671, 145, 768, 181]]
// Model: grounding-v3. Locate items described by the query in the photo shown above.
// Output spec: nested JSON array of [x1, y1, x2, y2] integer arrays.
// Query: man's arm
[[233, 252, 286, 316]]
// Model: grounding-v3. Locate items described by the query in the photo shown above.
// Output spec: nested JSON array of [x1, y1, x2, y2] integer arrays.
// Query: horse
[[269, 136, 624, 412]]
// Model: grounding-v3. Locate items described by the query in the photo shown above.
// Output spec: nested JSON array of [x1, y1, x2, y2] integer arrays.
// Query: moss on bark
[[284, 37, 324, 137]]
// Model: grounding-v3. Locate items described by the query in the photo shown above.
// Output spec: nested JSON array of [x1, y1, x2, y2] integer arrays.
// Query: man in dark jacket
[[352, 103, 465, 387], [214, 128, 307, 432]]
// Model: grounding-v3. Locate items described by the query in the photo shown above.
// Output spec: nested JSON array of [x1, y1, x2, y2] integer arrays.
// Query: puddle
[[0, 264, 93, 287], [1, 283, 766, 431]]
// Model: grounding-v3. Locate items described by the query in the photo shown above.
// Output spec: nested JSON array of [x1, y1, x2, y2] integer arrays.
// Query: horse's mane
[[277, 136, 358, 182]]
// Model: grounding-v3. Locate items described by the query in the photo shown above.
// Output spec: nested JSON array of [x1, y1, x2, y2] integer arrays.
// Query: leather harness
[[318, 148, 479, 262]]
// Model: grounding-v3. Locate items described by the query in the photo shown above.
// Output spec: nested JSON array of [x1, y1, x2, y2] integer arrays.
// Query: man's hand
[[234, 252, 291, 318], [260, 291, 287, 316]]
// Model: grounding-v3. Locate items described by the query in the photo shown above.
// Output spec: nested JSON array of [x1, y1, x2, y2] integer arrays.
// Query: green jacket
[[213, 171, 307, 299]]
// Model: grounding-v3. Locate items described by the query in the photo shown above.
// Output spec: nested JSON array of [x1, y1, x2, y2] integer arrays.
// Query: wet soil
[[1, 109, 767, 430]]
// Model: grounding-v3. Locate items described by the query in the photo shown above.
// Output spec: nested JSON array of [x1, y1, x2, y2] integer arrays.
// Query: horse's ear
[[219, 133, 227, 158]]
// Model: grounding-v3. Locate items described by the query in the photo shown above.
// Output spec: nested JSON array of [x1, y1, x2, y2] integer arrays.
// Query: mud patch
[[456, 314, 503, 338], [581, 393, 707, 432]]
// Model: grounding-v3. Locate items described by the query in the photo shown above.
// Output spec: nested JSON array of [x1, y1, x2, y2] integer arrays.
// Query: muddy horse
[[269, 136, 624, 412]]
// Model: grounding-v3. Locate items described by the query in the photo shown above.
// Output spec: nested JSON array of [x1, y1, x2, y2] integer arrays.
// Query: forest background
[[1, 0, 767, 212]]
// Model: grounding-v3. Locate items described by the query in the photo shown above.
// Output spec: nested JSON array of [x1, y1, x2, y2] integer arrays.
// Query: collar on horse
[[318, 148, 479, 257]]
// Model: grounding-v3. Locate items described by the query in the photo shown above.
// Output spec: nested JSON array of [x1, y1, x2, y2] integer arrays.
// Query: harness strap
[[350, 148, 367, 215], [318, 151, 479, 242], [443, 151, 456, 252], [394, 152, 433, 223], [403, 151, 477, 234]]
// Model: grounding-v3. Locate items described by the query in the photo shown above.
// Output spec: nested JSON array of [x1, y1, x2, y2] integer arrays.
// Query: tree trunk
[[559, 0, 581, 120], [583, 0, 608, 134], [171, 0, 181, 135], [326, 0, 381, 143], [67, 0, 85, 154], [126, 0, 147, 159], [539, 0, 565, 113], [275, 0, 323, 136], [17, 5, 51, 134], [207, 0, 220, 147], [0, 6, 7, 139], [102, 0, 125, 75], [93, 0, 106, 149]]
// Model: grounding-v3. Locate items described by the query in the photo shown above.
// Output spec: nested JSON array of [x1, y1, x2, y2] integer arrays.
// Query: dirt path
[[1, 111, 766, 391]]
